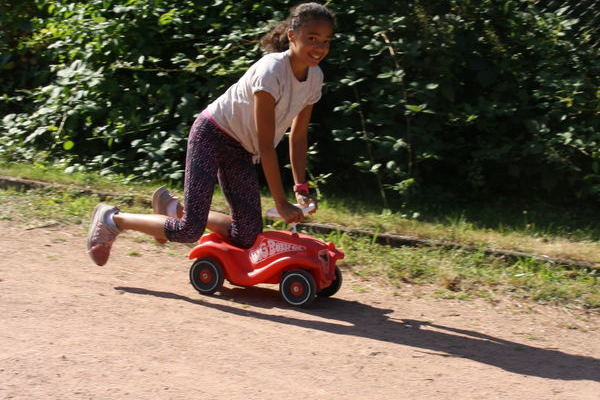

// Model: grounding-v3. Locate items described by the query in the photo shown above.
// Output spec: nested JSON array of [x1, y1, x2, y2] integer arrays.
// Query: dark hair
[[260, 2, 336, 53]]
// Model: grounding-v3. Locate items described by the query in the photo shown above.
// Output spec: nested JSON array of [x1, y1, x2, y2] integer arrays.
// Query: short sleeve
[[307, 67, 324, 105], [250, 57, 281, 101], [307, 87, 322, 105]]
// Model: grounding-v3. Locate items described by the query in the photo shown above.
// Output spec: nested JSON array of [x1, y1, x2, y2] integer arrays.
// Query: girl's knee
[[165, 221, 205, 243], [179, 234, 203, 243], [231, 224, 262, 249], [232, 235, 256, 249], [180, 226, 205, 243]]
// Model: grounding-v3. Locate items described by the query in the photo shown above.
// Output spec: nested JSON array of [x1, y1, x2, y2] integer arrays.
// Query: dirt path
[[1, 221, 599, 399]]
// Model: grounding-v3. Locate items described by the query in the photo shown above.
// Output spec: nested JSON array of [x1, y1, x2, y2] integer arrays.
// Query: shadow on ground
[[115, 285, 600, 382]]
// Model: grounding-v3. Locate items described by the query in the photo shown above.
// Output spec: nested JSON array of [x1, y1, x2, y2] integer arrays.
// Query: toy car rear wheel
[[280, 269, 316, 307], [189, 258, 224, 295], [318, 266, 343, 297]]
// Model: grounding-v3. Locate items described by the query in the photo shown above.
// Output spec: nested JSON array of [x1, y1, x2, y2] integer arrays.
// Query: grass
[[314, 197, 600, 266], [3, 185, 597, 311], [3, 161, 597, 267], [322, 230, 599, 310], [1, 161, 599, 310], [0, 185, 151, 226], [0, 161, 146, 193], [0, 160, 233, 213]]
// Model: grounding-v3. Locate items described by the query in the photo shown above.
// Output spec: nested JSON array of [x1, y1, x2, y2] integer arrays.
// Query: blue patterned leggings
[[164, 115, 262, 248]]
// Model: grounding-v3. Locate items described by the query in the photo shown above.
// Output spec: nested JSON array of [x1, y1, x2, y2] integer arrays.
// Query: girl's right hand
[[276, 201, 304, 224], [295, 192, 318, 213]]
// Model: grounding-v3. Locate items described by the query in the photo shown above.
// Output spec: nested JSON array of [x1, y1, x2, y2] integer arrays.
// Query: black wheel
[[280, 269, 317, 307], [318, 266, 343, 297], [189, 258, 224, 295]]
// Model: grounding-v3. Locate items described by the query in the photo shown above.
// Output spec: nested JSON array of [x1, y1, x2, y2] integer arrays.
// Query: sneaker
[[87, 204, 121, 266], [152, 186, 179, 217]]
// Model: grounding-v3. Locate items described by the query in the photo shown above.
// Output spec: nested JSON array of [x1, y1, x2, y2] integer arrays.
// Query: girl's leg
[[206, 210, 233, 239], [113, 213, 169, 241], [150, 122, 260, 246], [88, 117, 223, 265], [112, 210, 232, 242], [217, 141, 262, 248], [112, 118, 220, 243], [151, 186, 231, 241], [162, 118, 222, 243]]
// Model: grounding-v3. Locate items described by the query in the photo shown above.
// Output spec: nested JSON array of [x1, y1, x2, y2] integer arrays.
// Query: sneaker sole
[[152, 186, 169, 215], [87, 203, 110, 252]]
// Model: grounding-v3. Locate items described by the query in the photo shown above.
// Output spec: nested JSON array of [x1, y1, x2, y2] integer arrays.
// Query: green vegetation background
[[1, 0, 599, 208]]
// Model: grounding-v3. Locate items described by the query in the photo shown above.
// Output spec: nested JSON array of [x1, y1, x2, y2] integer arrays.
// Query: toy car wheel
[[318, 266, 343, 297], [280, 269, 317, 307], [189, 258, 224, 295]]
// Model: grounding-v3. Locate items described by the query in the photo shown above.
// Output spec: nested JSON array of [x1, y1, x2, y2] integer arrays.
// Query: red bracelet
[[293, 183, 309, 194]]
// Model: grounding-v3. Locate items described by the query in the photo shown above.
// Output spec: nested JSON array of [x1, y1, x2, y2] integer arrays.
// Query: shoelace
[[91, 221, 118, 247]]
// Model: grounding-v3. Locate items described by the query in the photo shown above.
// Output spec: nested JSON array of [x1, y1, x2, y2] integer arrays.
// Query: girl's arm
[[289, 104, 317, 210], [254, 91, 303, 223]]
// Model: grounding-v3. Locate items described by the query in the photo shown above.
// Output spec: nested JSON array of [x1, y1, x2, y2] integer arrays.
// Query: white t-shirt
[[205, 50, 323, 159]]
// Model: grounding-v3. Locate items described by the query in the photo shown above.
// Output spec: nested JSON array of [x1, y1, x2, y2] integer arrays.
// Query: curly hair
[[260, 2, 336, 53]]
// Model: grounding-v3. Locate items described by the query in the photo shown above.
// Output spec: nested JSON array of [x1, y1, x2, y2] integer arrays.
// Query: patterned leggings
[[164, 114, 262, 248]]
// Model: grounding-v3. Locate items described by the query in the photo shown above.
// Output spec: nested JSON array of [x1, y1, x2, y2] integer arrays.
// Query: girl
[[87, 2, 335, 266]]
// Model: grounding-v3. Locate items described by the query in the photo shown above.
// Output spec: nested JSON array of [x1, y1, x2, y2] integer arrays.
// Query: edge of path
[[1, 174, 596, 271]]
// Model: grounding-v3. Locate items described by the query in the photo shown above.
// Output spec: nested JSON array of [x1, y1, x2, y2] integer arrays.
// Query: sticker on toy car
[[249, 238, 306, 265]]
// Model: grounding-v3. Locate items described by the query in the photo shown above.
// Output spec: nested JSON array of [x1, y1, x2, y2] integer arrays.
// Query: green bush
[[1, 0, 598, 204]]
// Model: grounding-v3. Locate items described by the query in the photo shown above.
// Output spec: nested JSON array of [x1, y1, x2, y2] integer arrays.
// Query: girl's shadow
[[114, 285, 600, 382]]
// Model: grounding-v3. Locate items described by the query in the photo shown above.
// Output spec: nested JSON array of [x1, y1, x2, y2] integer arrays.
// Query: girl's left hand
[[295, 192, 318, 214]]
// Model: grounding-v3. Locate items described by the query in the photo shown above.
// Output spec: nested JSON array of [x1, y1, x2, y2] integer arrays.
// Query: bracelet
[[293, 182, 309, 194]]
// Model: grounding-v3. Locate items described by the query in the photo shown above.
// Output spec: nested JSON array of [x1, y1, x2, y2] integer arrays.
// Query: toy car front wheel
[[189, 258, 224, 295], [318, 266, 343, 297], [280, 269, 316, 307]]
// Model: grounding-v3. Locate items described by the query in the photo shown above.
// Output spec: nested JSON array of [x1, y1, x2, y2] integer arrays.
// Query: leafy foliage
[[1, 0, 598, 205]]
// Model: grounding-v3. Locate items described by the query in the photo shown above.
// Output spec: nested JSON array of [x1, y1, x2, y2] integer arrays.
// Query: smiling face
[[287, 20, 333, 70]]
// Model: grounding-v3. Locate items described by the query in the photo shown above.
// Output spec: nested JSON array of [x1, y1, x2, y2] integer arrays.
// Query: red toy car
[[188, 204, 344, 307]]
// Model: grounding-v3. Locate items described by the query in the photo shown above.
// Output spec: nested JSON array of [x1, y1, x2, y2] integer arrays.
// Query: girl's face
[[288, 21, 333, 68]]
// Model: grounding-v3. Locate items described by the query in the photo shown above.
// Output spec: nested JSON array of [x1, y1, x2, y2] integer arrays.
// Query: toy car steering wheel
[[265, 203, 316, 219]]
